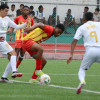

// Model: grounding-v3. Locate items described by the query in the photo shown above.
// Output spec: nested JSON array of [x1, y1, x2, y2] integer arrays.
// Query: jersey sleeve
[[31, 18, 34, 26], [8, 17, 26, 29], [43, 25, 54, 37], [14, 16, 19, 24], [74, 26, 83, 40]]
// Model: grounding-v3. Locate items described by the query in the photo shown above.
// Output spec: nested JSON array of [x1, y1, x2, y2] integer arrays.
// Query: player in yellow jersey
[[22, 23, 64, 83]]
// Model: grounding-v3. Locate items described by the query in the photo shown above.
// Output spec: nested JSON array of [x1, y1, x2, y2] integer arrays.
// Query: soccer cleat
[[0, 77, 13, 83], [11, 71, 23, 78], [76, 80, 86, 94], [35, 71, 44, 77], [29, 79, 39, 83]]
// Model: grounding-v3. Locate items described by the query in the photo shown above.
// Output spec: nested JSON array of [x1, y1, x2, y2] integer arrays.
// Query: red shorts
[[15, 40, 22, 48], [22, 40, 37, 56]]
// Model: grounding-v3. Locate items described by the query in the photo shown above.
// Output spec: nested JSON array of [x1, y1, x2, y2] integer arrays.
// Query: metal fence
[[0, 0, 99, 53]]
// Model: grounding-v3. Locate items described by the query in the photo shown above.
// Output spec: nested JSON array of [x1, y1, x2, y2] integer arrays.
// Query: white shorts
[[0, 41, 13, 55], [80, 47, 100, 70]]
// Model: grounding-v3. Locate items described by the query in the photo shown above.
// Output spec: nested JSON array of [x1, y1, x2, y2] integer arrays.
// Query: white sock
[[10, 56, 17, 72], [78, 68, 86, 83], [2, 62, 12, 78]]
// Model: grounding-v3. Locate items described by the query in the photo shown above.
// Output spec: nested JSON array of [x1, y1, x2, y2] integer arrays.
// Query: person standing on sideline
[[67, 12, 100, 94]]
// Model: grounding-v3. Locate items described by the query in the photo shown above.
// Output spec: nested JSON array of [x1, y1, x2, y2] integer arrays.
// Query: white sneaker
[[11, 72, 23, 78], [76, 81, 86, 94]]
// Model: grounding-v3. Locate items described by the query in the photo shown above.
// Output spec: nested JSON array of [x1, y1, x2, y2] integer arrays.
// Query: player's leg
[[77, 48, 95, 94], [30, 43, 44, 76], [0, 41, 22, 82], [29, 55, 47, 83], [16, 48, 25, 68]]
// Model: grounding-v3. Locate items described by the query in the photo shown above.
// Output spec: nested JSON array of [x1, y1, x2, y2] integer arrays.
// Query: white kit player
[[0, 4, 28, 82], [67, 12, 100, 94]]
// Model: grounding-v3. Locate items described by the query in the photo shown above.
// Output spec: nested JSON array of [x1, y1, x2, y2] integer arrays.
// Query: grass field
[[0, 58, 100, 100]]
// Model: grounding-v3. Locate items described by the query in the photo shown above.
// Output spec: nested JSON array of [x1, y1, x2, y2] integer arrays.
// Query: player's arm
[[67, 26, 82, 64], [67, 39, 78, 64], [24, 23, 45, 33]]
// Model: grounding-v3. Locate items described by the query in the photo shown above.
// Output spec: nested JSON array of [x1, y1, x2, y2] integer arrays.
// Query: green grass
[[0, 58, 100, 100]]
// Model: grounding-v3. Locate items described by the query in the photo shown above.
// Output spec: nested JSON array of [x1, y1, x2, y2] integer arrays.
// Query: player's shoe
[[0, 77, 13, 83], [76, 80, 86, 94], [11, 71, 23, 78], [29, 79, 39, 83], [35, 71, 44, 77]]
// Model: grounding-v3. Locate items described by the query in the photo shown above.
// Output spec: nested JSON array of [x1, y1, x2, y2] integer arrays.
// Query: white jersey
[[74, 21, 100, 47], [0, 16, 26, 39]]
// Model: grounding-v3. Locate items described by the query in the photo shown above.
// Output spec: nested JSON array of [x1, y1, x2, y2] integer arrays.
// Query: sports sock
[[32, 69, 38, 79], [36, 60, 42, 70], [2, 62, 12, 78], [78, 68, 86, 83], [10, 56, 17, 72], [16, 60, 22, 68]]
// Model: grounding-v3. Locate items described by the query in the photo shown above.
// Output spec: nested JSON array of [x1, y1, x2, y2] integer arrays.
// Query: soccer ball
[[39, 74, 51, 85]]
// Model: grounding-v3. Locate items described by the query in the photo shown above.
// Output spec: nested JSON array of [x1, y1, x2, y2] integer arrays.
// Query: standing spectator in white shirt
[[8, 4, 16, 21], [93, 8, 100, 22]]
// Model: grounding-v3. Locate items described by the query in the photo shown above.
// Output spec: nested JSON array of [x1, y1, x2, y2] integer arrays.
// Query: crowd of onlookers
[[8, 4, 100, 34]]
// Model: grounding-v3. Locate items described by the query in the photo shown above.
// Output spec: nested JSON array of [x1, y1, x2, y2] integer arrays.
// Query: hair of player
[[56, 24, 65, 32], [23, 5, 29, 9], [0, 4, 9, 10], [84, 12, 93, 21]]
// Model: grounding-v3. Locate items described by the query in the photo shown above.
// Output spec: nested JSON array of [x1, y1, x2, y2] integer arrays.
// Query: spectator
[[80, 7, 89, 24], [16, 4, 24, 16], [29, 6, 35, 17], [64, 9, 76, 34], [93, 8, 100, 22], [48, 7, 60, 27], [35, 5, 46, 24], [8, 4, 16, 21]]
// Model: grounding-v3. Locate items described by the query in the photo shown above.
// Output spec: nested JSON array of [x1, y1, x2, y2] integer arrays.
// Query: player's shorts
[[22, 40, 37, 56], [0, 41, 13, 55], [80, 47, 100, 70], [15, 40, 22, 48]]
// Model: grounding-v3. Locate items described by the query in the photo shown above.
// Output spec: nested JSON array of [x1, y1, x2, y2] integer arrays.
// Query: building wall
[[7, 0, 97, 23]]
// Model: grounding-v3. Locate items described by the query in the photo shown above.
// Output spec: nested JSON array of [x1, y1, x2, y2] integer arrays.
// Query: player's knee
[[43, 59, 47, 66], [38, 47, 43, 54], [9, 50, 17, 56]]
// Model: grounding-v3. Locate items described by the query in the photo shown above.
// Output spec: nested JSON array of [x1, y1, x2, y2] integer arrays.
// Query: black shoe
[[0, 77, 13, 83]]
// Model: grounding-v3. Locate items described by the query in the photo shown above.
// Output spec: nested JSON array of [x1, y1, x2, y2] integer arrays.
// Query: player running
[[67, 12, 100, 94], [10, 5, 34, 68], [22, 23, 64, 83], [0, 4, 29, 82]]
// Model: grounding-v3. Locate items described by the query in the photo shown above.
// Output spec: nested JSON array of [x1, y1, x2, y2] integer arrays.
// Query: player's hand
[[24, 28, 31, 33], [9, 35, 13, 42], [67, 55, 73, 64], [26, 16, 33, 25]]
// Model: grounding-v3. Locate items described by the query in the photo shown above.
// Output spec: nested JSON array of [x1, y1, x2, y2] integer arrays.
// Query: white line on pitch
[[22, 73, 100, 77], [11, 80, 100, 95]]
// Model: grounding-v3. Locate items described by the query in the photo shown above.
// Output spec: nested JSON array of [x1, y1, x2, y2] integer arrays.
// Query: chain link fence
[[0, 0, 99, 55]]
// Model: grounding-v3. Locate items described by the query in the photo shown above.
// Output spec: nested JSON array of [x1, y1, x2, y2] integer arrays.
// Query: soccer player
[[67, 12, 100, 94], [0, 4, 29, 82], [22, 23, 64, 83], [10, 6, 34, 68]]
